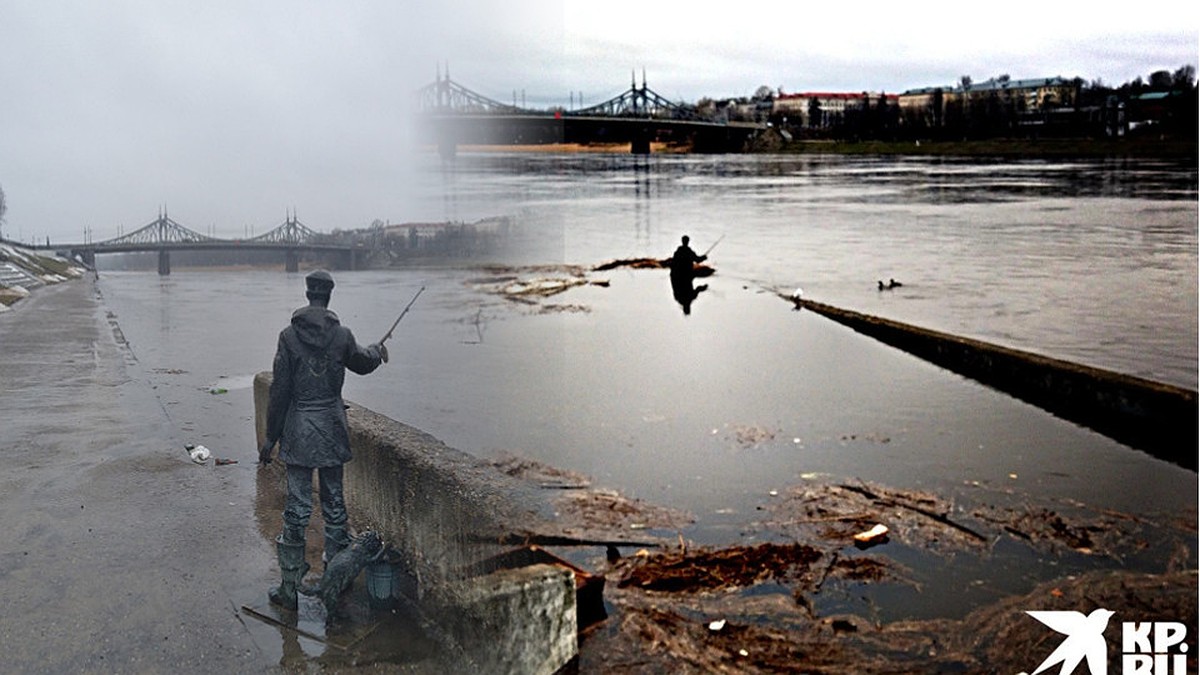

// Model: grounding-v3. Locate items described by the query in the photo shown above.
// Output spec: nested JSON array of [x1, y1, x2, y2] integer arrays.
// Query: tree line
[[763, 66, 1197, 142]]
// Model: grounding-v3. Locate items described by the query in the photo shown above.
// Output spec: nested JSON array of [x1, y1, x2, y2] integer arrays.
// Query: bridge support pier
[[285, 249, 299, 273], [79, 250, 96, 270], [631, 126, 652, 155], [157, 249, 170, 276]]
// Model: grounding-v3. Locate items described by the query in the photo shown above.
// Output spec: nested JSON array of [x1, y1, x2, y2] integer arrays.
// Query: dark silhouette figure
[[670, 235, 707, 277], [669, 235, 709, 315], [878, 278, 903, 291], [259, 269, 388, 611]]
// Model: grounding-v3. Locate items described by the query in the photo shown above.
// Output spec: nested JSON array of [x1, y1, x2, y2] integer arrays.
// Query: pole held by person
[[378, 286, 425, 362]]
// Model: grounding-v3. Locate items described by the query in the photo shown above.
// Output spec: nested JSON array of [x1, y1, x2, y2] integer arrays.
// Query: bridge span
[[417, 72, 766, 156], [26, 211, 357, 276]]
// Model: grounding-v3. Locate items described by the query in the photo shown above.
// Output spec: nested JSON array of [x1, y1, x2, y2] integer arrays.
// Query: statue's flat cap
[[305, 269, 335, 293]]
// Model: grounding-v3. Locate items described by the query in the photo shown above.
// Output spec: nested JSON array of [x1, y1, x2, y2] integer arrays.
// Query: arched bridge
[[33, 210, 356, 275], [416, 70, 765, 155]]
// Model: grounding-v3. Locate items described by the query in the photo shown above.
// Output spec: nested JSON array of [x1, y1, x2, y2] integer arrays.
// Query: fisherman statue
[[258, 269, 388, 610]]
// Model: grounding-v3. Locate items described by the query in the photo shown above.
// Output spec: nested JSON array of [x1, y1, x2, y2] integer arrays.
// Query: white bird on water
[[790, 287, 804, 309]]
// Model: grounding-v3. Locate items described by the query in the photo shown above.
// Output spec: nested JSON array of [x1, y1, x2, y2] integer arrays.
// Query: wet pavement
[[0, 279, 446, 673], [0, 279, 274, 671]]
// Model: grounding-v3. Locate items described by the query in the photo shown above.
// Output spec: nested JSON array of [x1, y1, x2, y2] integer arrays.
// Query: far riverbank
[[444, 136, 1197, 159], [771, 136, 1198, 159]]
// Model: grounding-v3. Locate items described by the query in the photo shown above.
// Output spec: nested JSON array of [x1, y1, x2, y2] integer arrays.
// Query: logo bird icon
[[1022, 609, 1115, 675]]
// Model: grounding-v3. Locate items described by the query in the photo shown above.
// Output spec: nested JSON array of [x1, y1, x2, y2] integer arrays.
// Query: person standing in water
[[669, 235, 707, 278], [258, 270, 388, 610], [669, 235, 709, 315]]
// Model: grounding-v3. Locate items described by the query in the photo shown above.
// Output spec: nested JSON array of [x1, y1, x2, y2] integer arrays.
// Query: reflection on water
[[670, 274, 707, 315]]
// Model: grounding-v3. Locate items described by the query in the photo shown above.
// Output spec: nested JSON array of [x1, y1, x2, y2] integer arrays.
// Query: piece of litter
[[738, 649, 749, 657], [629, 523, 647, 530], [708, 619, 726, 632], [1008, 473, 1018, 480], [186, 444, 211, 464], [853, 523, 889, 543], [215, 458, 238, 466], [209, 387, 228, 395], [792, 437, 801, 444], [768, 490, 778, 497]]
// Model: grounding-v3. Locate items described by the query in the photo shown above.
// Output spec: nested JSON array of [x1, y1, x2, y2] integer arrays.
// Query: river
[[93, 151, 1196, 621], [409, 152, 1198, 389]]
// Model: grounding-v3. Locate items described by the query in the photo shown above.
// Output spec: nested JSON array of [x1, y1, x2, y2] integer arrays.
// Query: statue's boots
[[323, 524, 351, 569], [269, 534, 310, 611]]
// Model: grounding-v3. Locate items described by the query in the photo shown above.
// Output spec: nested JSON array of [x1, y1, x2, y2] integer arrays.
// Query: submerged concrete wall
[[795, 299, 1198, 470], [253, 372, 577, 674]]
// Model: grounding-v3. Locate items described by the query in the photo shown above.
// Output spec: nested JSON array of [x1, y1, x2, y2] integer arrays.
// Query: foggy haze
[[1, 0, 1195, 243]]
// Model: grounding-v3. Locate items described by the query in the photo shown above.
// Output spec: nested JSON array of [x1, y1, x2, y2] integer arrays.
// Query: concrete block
[[438, 563, 578, 675]]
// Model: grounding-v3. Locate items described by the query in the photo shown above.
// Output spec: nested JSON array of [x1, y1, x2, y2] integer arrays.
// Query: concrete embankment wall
[[796, 299, 1198, 471], [253, 373, 577, 674]]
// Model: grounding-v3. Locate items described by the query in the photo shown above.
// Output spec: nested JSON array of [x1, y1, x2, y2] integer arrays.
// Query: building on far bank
[[897, 76, 1082, 135], [773, 92, 897, 128]]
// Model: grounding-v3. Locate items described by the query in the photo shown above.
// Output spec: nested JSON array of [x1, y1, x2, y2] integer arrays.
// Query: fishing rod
[[380, 286, 425, 346], [701, 234, 725, 257]]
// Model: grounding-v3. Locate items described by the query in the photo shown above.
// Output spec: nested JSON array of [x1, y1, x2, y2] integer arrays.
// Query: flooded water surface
[[94, 152, 1196, 622], [413, 153, 1198, 388]]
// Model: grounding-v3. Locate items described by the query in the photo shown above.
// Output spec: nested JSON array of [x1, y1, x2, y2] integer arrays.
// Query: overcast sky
[[1, 1, 1195, 243]]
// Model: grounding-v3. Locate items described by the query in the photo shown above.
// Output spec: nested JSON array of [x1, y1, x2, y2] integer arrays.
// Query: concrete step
[[0, 262, 44, 289]]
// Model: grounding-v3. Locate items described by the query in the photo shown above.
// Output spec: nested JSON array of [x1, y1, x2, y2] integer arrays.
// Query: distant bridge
[[416, 70, 765, 155], [25, 210, 356, 275]]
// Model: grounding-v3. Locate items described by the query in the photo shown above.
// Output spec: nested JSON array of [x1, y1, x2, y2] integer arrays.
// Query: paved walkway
[[0, 280, 277, 672]]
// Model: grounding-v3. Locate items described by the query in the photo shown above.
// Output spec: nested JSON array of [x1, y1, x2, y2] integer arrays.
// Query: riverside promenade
[[0, 279, 276, 672]]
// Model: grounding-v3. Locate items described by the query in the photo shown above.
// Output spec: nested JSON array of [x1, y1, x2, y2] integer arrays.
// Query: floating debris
[[728, 423, 777, 449], [593, 257, 716, 277], [500, 277, 589, 298], [852, 524, 890, 548]]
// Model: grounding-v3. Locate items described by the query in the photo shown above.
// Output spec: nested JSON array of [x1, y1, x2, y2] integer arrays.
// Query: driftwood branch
[[838, 483, 988, 542]]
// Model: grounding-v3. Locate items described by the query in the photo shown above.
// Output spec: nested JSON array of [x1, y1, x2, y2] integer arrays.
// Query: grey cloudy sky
[[1, 1, 1195, 243]]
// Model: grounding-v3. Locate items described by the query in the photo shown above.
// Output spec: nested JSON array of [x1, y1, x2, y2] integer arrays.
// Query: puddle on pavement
[[241, 581, 441, 670]]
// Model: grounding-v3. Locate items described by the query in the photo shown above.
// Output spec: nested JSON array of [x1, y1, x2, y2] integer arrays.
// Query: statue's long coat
[[265, 305, 383, 468]]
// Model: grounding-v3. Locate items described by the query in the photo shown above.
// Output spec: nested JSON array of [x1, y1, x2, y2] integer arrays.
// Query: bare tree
[[1149, 70, 1173, 89], [1173, 65, 1196, 88]]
